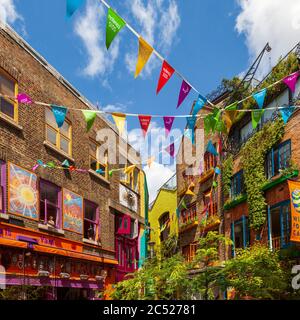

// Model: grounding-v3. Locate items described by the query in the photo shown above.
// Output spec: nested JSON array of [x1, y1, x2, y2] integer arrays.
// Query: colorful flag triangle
[[165, 143, 175, 158], [177, 80, 191, 109], [112, 113, 126, 135], [252, 88, 267, 109], [62, 160, 70, 168], [66, 0, 84, 18], [163, 116, 175, 137], [106, 8, 126, 50], [206, 140, 218, 156], [82, 110, 97, 132], [51, 105, 68, 128], [17, 93, 32, 104], [193, 94, 207, 116], [280, 106, 295, 123], [138, 115, 152, 137], [135, 37, 153, 78], [251, 109, 264, 129], [156, 60, 175, 94], [283, 71, 300, 94]]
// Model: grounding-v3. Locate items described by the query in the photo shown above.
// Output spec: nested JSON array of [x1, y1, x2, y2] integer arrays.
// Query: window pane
[[0, 73, 15, 96], [234, 222, 244, 249], [60, 136, 69, 154], [46, 204, 58, 226], [45, 108, 57, 127], [90, 158, 97, 171], [273, 149, 279, 176], [0, 98, 14, 119], [84, 220, 96, 240], [89, 141, 97, 158], [84, 202, 97, 221], [40, 182, 59, 205], [60, 121, 70, 137], [98, 163, 106, 177], [46, 126, 57, 146]]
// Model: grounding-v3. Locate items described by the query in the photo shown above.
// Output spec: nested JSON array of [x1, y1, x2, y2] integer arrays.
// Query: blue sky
[[2, 0, 300, 200]]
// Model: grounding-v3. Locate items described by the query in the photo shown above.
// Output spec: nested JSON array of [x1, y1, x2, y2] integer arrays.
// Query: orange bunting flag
[[185, 188, 196, 196], [135, 37, 153, 78]]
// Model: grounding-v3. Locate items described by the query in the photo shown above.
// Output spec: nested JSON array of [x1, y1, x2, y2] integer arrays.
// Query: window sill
[[0, 213, 9, 221], [0, 113, 23, 131], [88, 169, 110, 185], [43, 141, 74, 162], [38, 223, 65, 236], [83, 238, 101, 246]]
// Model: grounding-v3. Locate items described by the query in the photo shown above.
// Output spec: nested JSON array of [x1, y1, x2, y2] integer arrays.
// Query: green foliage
[[222, 155, 233, 197], [220, 244, 287, 299], [240, 119, 285, 230], [0, 286, 50, 300], [189, 232, 232, 300], [278, 160, 299, 177]]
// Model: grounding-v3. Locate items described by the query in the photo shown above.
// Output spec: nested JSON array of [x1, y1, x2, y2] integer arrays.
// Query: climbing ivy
[[240, 119, 285, 230], [222, 154, 233, 197]]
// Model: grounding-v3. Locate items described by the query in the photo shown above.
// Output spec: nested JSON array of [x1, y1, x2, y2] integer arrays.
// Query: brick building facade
[[0, 25, 147, 299]]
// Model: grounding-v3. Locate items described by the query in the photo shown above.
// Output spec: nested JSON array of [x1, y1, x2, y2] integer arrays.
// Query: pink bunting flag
[[283, 71, 300, 94], [163, 116, 175, 137], [138, 115, 152, 137], [177, 80, 192, 109], [165, 143, 175, 158], [17, 93, 32, 104], [32, 164, 39, 171]]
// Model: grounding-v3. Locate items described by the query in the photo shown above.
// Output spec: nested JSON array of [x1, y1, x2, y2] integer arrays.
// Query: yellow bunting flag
[[124, 164, 136, 175], [135, 37, 153, 78], [112, 113, 126, 135], [185, 188, 196, 196], [288, 180, 300, 242]]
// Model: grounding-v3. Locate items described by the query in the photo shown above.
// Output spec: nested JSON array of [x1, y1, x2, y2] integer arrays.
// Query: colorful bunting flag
[[47, 162, 56, 169], [222, 102, 238, 132], [283, 71, 300, 94], [165, 143, 175, 158], [177, 80, 191, 109], [32, 164, 39, 171], [51, 105, 68, 128], [185, 188, 195, 196], [135, 37, 153, 78], [251, 109, 264, 129], [17, 93, 32, 104], [156, 60, 175, 94], [124, 165, 136, 175], [66, 0, 84, 18], [213, 181, 218, 188], [184, 129, 193, 142], [252, 88, 267, 109], [193, 94, 207, 116], [112, 113, 126, 135], [82, 110, 97, 132], [138, 115, 152, 137], [280, 106, 295, 123], [106, 8, 126, 50], [214, 167, 221, 175], [96, 169, 105, 175], [181, 199, 187, 210], [163, 116, 175, 137], [186, 116, 197, 144], [206, 140, 218, 156], [62, 159, 70, 168]]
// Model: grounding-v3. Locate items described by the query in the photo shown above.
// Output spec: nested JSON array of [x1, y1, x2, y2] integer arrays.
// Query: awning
[[0, 238, 28, 248], [33, 245, 118, 265]]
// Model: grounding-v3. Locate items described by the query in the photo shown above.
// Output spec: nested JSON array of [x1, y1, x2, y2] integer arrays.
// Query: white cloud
[[74, 0, 120, 78], [236, 0, 300, 77], [0, 0, 21, 25], [102, 103, 127, 113], [144, 161, 175, 202], [125, 0, 181, 77]]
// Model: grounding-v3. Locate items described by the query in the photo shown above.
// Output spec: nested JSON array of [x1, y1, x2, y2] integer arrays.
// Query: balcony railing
[[271, 235, 289, 250]]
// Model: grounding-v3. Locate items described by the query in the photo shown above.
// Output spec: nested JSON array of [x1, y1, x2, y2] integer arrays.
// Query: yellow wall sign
[[288, 180, 300, 242]]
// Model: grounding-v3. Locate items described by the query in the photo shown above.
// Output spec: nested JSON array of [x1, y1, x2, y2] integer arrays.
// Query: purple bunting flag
[[163, 116, 175, 137], [17, 93, 32, 104], [165, 143, 175, 158], [177, 80, 191, 109], [283, 71, 300, 94]]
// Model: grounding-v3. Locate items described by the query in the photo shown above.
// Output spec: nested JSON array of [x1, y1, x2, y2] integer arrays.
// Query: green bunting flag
[[213, 181, 218, 188], [106, 8, 126, 50], [251, 109, 264, 129], [181, 199, 187, 210], [82, 110, 97, 132]]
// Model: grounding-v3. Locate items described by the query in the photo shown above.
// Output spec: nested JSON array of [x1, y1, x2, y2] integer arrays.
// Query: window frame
[[159, 212, 170, 242], [0, 68, 18, 123], [45, 107, 72, 156], [83, 199, 99, 241], [203, 190, 218, 216], [231, 216, 249, 257], [0, 161, 6, 213], [268, 200, 291, 250], [39, 179, 62, 229], [120, 162, 140, 193], [182, 242, 197, 262], [116, 214, 131, 235], [231, 170, 245, 198], [89, 138, 108, 179], [204, 149, 217, 173], [266, 140, 291, 179], [181, 204, 197, 224]]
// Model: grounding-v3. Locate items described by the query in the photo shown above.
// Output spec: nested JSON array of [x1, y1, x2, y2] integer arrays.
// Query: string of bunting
[[66, 0, 214, 110]]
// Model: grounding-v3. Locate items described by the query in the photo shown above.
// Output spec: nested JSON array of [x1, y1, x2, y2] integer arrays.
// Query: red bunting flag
[[156, 60, 175, 95], [138, 115, 152, 137]]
